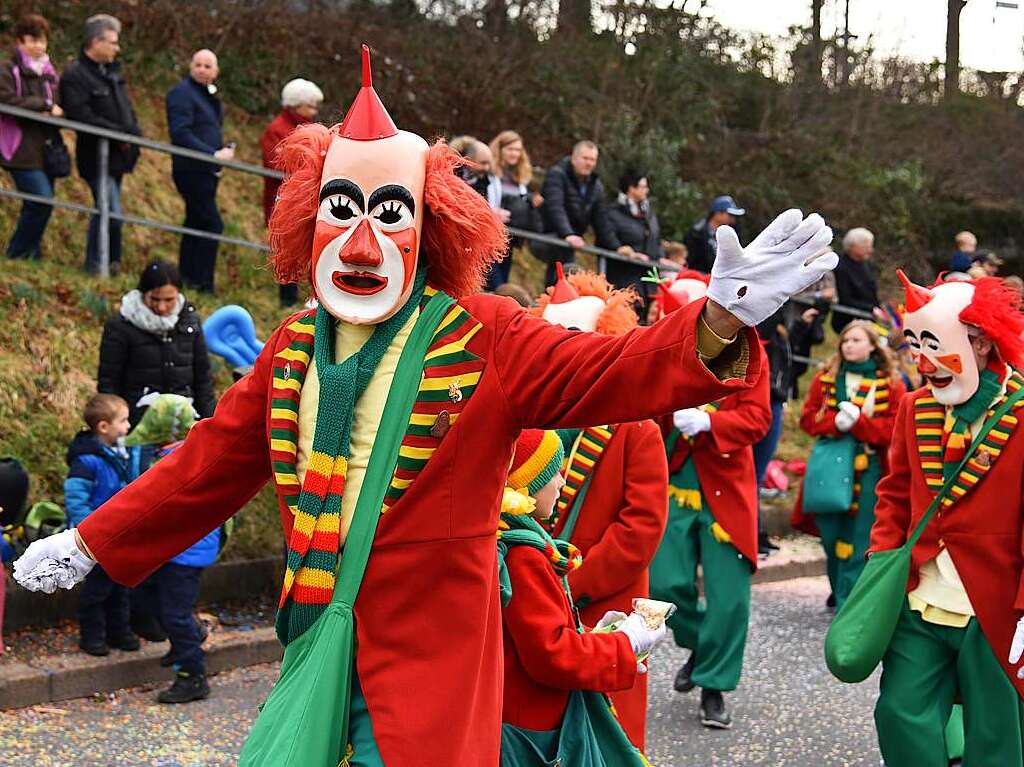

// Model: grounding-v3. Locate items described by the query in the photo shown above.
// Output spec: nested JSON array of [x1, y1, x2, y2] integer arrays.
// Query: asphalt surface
[[0, 575, 881, 767]]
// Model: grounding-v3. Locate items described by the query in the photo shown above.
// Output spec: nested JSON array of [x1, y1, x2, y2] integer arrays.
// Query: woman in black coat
[[97, 260, 216, 426]]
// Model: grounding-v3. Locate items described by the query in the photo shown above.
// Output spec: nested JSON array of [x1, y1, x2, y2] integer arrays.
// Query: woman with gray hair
[[261, 77, 324, 305], [831, 226, 880, 333]]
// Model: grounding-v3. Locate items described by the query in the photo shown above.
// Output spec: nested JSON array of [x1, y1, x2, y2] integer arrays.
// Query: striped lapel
[[269, 312, 316, 516], [556, 425, 616, 518]]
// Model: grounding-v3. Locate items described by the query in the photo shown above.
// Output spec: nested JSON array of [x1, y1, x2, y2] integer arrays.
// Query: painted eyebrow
[[319, 178, 365, 212], [368, 184, 415, 216], [903, 329, 917, 339], [920, 330, 940, 343]]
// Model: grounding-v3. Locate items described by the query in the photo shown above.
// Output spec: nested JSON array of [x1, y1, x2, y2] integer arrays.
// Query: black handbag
[[43, 131, 71, 179]]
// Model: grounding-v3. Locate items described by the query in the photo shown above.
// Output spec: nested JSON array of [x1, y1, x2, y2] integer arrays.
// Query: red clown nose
[[340, 44, 399, 141], [897, 269, 935, 313]]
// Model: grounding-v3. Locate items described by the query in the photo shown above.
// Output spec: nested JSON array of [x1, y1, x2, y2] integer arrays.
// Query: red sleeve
[[698, 359, 772, 454], [850, 378, 906, 448], [504, 547, 638, 692], [869, 396, 915, 554], [567, 422, 669, 605], [492, 297, 763, 430], [800, 373, 840, 437], [77, 320, 285, 586]]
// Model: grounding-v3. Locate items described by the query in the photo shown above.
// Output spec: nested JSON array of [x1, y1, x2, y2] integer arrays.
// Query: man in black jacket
[[167, 49, 233, 294], [60, 14, 141, 275], [535, 140, 632, 285], [684, 195, 745, 274], [831, 227, 879, 334]]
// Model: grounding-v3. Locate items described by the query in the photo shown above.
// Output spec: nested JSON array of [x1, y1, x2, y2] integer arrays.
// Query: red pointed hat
[[896, 269, 935, 313], [549, 262, 580, 304], [339, 44, 399, 141]]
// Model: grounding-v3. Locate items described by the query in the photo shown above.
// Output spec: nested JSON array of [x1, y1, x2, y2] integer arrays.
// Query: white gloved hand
[[1009, 617, 1024, 679], [673, 408, 712, 437], [707, 209, 838, 327], [615, 612, 668, 657], [595, 610, 628, 630], [13, 529, 95, 593], [835, 401, 861, 433]]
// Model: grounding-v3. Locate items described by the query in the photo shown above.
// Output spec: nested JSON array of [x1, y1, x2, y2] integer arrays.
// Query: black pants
[[484, 248, 514, 291], [153, 562, 206, 674], [174, 170, 223, 293], [78, 565, 131, 643]]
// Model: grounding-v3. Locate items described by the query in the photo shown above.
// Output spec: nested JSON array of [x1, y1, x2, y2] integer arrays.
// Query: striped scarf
[[275, 270, 426, 645], [942, 367, 1003, 481], [498, 511, 582, 607], [555, 426, 615, 521]]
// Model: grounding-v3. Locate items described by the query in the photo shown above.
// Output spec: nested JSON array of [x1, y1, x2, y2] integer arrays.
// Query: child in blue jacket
[[64, 394, 142, 656]]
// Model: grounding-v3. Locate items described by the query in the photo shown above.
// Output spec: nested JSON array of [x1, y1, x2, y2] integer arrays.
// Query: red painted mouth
[[332, 271, 388, 296], [927, 374, 953, 389]]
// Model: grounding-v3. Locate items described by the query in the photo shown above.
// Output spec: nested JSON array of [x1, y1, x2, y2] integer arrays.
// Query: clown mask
[[899, 272, 979, 406], [312, 46, 428, 325], [541, 263, 607, 332]]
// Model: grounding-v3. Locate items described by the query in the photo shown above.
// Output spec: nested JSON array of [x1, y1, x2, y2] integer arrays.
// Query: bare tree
[[556, 0, 592, 36], [945, 0, 968, 99], [810, 0, 824, 83]]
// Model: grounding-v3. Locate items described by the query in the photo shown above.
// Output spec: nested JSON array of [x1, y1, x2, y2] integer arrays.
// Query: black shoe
[[758, 532, 780, 555], [160, 650, 174, 668], [157, 672, 210, 704], [131, 614, 167, 643], [109, 633, 141, 652], [674, 653, 696, 693], [700, 689, 732, 729], [79, 638, 110, 657]]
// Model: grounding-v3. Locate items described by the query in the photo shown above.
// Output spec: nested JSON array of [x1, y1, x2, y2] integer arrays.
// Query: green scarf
[[836, 358, 877, 405], [497, 512, 582, 607], [276, 269, 427, 645], [942, 366, 1003, 482]]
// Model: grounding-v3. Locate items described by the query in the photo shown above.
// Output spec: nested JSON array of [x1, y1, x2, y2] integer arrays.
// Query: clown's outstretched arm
[[495, 209, 836, 430], [14, 321, 288, 593]]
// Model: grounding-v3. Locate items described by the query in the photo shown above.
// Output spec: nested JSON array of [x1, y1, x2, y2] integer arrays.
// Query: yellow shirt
[[295, 310, 418, 546]]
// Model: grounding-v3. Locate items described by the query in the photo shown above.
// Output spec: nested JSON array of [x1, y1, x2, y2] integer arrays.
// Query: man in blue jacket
[[166, 49, 233, 294]]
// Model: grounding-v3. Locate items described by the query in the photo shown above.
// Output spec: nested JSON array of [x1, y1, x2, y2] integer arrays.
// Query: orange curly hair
[[268, 127, 507, 299], [532, 270, 639, 337]]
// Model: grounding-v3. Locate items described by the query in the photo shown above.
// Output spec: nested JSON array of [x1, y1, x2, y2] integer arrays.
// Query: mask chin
[[542, 296, 607, 332], [927, 366, 978, 406]]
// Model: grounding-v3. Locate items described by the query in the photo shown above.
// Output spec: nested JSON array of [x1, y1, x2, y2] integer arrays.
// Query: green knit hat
[[508, 429, 565, 496]]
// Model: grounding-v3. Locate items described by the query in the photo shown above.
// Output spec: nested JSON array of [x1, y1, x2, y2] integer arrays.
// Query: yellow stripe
[[917, 428, 943, 437], [274, 377, 302, 393], [990, 428, 1011, 441], [418, 370, 483, 391], [276, 347, 312, 362], [287, 318, 316, 334], [390, 477, 414, 491], [283, 568, 295, 591], [292, 510, 317, 537], [399, 445, 435, 461], [409, 411, 461, 427], [271, 407, 299, 423], [275, 472, 300, 486], [295, 567, 336, 588], [425, 321, 484, 361], [567, 469, 587, 483], [580, 437, 604, 453], [575, 454, 595, 469], [307, 451, 338, 478], [271, 438, 297, 455]]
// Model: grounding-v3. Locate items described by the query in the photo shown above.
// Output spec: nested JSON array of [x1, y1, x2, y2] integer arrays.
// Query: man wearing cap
[[13, 46, 838, 767], [684, 195, 745, 274]]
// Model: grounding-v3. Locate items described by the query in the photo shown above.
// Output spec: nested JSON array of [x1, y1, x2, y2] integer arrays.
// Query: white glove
[[615, 612, 667, 657], [707, 209, 838, 327], [835, 401, 861, 433], [13, 529, 95, 594], [595, 610, 628, 630], [673, 408, 711, 437], [1009, 617, 1024, 679]]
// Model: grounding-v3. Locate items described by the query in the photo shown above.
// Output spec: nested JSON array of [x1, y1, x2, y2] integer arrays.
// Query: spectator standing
[[261, 78, 323, 307], [97, 260, 216, 427], [606, 171, 663, 307], [487, 130, 541, 290], [64, 393, 142, 656], [167, 49, 233, 294], [831, 227, 879, 334], [683, 195, 745, 274], [535, 140, 630, 285], [60, 14, 141, 275], [0, 14, 63, 260], [950, 230, 976, 272], [787, 272, 837, 395]]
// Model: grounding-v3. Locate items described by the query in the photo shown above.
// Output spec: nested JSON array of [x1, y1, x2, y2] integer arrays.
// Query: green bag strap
[[330, 289, 456, 608], [904, 384, 1024, 551]]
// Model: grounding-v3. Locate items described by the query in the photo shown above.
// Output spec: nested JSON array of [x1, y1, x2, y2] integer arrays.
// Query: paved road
[[0, 576, 880, 767]]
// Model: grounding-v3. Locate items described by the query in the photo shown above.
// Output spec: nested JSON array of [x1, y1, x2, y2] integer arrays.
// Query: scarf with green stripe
[[276, 269, 427, 645], [836, 358, 876, 404], [497, 512, 582, 607], [942, 366, 1003, 481]]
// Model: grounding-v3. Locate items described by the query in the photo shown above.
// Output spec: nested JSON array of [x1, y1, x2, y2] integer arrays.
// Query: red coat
[[260, 109, 308, 223], [870, 384, 1024, 699], [77, 295, 762, 767], [660, 357, 772, 565], [791, 370, 906, 535], [502, 546, 637, 731], [551, 419, 668, 749]]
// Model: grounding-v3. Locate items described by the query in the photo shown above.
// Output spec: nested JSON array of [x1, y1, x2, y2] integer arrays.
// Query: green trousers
[[875, 603, 1024, 767], [344, 674, 386, 767], [815, 455, 880, 611], [649, 503, 751, 692]]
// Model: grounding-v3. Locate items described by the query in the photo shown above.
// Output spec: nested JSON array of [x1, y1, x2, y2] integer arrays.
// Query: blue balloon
[[203, 305, 265, 368]]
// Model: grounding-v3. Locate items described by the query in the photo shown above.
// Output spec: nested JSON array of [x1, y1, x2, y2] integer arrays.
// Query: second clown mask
[[312, 46, 428, 325]]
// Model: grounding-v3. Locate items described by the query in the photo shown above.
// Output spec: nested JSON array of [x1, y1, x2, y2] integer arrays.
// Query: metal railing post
[[97, 138, 111, 279], [597, 255, 607, 276]]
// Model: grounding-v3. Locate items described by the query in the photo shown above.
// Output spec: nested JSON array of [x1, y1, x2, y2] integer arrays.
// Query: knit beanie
[[508, 429, 565, 496]]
